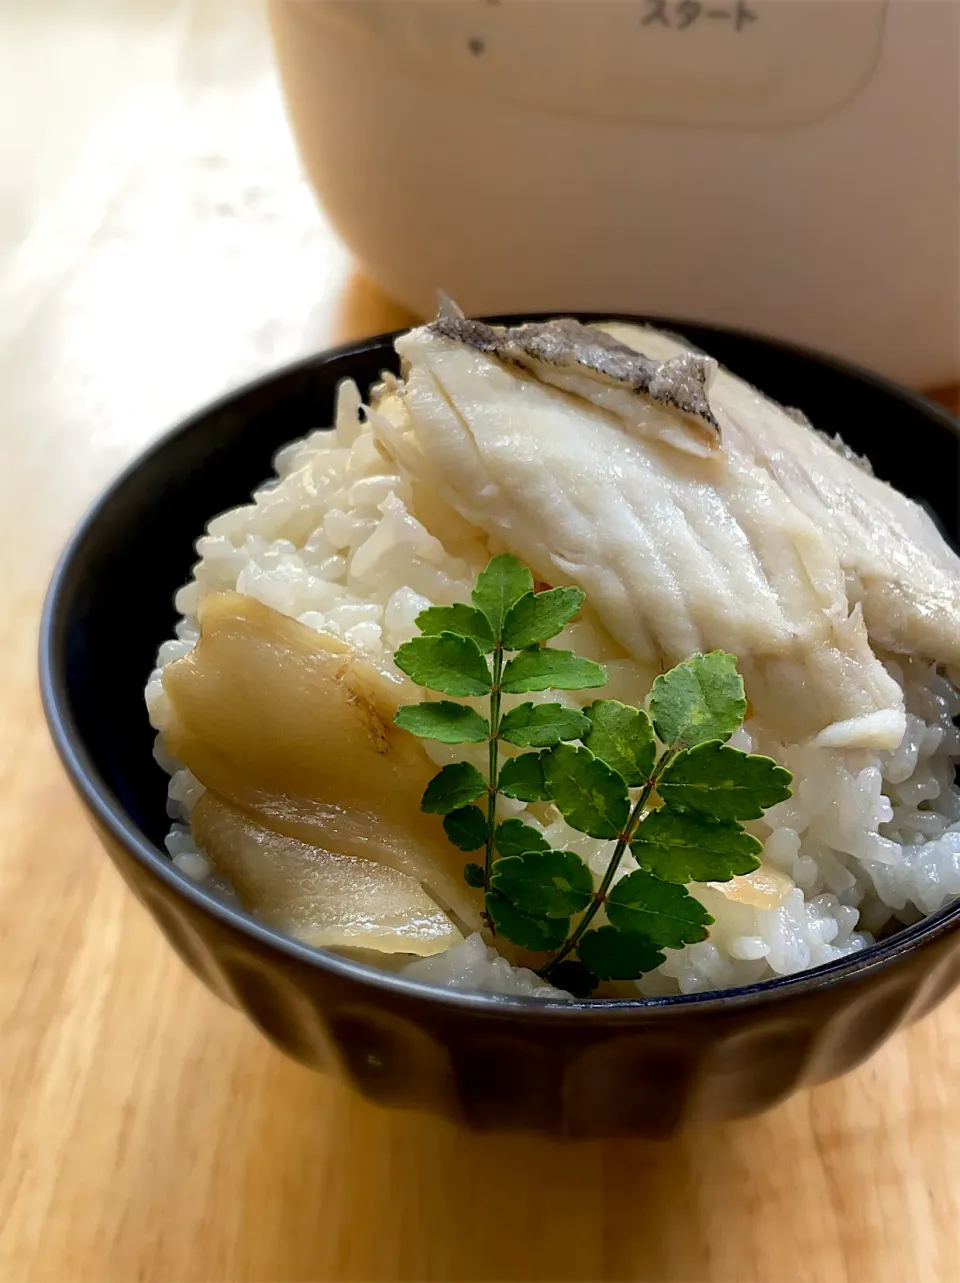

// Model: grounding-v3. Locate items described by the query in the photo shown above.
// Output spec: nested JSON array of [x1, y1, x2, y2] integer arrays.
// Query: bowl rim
[[39, 312, 960, 1021]]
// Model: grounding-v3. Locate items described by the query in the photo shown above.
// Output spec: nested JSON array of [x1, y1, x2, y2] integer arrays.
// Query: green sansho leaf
[[472, 555, 533, 637], [494, 819, 551, 857], [583, 700, 656, 787], [501, 648, 607, 694], [541, 743, 629, 840], [498, 753, 552, 802], [442, 805, 489, 852], [491, 850, 594, 919], [394, 633, 492, 697], [577, 926, 666, 981], [498, 701, 589, 749], [649, 651, 747, 748], [392, 561, 768, 985], [630, 807, 762, 884], [421, 762, 487, 815], [658, 741, 792, 821], [415, 603, 494, 653], [546, 960, 599, 998], [485, 892, 569, 952], [501, 586, 585, 650], [605, 870, 713, 949], [394, 701, 488, 745]]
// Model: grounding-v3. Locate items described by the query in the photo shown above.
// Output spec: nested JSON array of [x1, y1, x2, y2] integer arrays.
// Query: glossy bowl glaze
[[40, 316, 960, 1139]]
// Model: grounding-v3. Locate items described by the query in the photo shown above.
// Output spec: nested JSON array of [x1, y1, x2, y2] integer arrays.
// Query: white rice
[[145, 382, 960, 999]]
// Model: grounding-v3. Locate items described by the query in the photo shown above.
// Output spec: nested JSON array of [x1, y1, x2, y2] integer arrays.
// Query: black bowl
[[40, 315, 960, 1139]]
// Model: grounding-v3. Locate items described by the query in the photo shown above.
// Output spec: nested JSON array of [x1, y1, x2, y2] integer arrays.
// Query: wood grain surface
[[1, 4, 958, 1281]]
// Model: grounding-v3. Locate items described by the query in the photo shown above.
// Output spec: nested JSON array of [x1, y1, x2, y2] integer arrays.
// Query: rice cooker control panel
[[311, 0, 888, 130]]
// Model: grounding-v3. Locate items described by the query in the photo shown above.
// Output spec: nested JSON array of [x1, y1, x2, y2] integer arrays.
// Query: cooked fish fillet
[[370, 318, 960, 749]]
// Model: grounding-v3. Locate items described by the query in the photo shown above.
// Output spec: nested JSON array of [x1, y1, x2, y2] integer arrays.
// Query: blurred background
[[2, 3, 958, 1281], [1, 1, 413, 571]]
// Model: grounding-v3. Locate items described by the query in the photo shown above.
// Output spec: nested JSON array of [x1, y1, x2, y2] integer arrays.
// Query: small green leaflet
[[605, 870, 713, 948], [421, 762, 487, 815], [415, 603, 494, 653], [472, 554, 533, 636], [498, 701, 590, 749], [394, 633, 491, 697], [442, 805, 489, 852], [630, 807, 762, 884], [577, 926, 666, 981], [394, 701, 488, 744], [491, 850, 594, 918], [501, 648, 607, 694], [649, 651, 746, 748], [485, 892, 569, 951], [498, 753, 552, 802], [658, 741, 792, 820], [583, 700, 656, 787], [464, 862, 486, 888], [501, 586, 585, 650], [541, 743, 629, 840], [494, 819, 551, 857], [547, 960, 599, 998]]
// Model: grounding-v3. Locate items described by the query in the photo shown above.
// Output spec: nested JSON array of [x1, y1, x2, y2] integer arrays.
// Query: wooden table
[[2, 4, 958, 1280]]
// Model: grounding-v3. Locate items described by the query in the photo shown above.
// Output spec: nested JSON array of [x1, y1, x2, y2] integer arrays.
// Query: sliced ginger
[[192, 793, 462, 955], [158, 592, 482, 943]]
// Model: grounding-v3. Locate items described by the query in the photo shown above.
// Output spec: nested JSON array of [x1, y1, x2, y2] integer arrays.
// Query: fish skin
[[429, 314, 721, 445]]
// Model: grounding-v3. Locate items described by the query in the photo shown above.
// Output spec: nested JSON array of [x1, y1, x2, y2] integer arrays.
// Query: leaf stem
[[484, 640, 505, 893], [541, 747, 678, 978]]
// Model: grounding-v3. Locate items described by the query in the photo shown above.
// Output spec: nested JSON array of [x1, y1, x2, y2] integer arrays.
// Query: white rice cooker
[[268, 1, 960, 387]]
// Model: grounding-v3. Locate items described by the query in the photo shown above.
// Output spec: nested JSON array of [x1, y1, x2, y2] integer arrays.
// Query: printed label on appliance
[[304, 0, 888, 130]]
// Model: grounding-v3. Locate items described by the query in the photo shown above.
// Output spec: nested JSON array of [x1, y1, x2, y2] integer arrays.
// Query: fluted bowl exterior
[[40, 317, 960, 1139]]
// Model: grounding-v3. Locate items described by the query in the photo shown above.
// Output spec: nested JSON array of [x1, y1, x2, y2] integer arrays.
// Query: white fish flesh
[[370, 317, 960, 749]]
